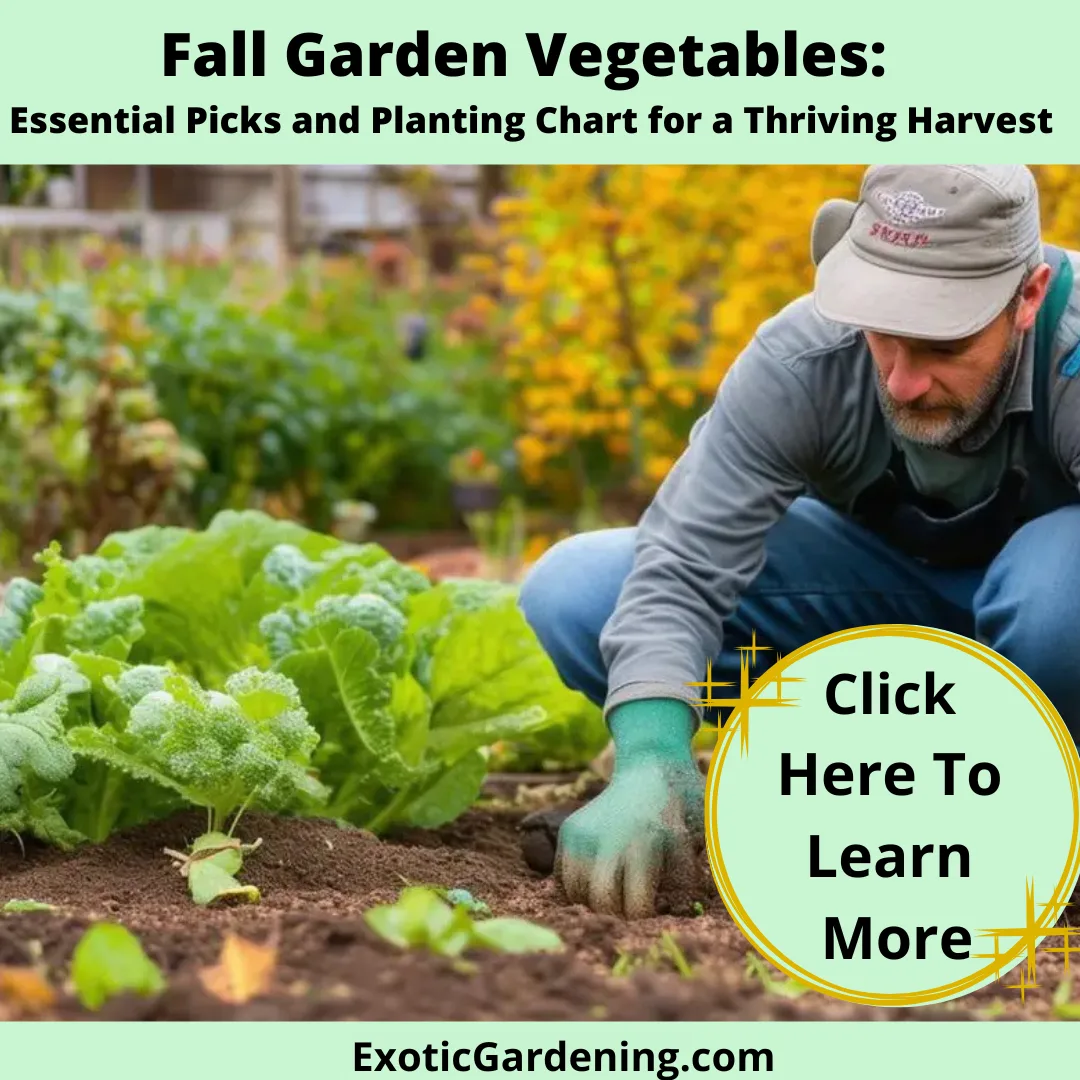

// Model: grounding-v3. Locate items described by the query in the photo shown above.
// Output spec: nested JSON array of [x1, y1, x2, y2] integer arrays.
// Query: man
[[518, 163, 1080, 920]]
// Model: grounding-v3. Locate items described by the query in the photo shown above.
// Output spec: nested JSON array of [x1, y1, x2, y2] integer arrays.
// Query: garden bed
[[0, 796, 1066, 1022]]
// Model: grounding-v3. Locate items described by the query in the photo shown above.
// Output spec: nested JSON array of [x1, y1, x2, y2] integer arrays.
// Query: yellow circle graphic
[[703, 624, 1080, 1007]]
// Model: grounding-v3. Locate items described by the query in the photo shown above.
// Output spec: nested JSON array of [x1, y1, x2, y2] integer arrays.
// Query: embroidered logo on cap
[[877, 190, 947, 227]]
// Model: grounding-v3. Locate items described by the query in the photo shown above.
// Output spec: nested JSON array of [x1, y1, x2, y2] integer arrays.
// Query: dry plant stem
[[164, 836, 264, 879], [590, 168, 648, 382]]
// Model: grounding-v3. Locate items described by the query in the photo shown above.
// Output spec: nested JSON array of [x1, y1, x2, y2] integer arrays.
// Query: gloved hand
[[554, 697, 705, 919]]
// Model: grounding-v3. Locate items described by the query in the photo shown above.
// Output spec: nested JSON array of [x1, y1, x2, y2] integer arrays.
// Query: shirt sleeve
[[598, 332, 824, 719]]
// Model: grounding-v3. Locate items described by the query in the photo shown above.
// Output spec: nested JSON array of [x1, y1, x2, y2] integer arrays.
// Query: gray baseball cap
[[812, 164, 1044, 340]]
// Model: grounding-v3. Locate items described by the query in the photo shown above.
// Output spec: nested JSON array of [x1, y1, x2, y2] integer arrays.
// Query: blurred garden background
[[2, 163, 1079, 583]]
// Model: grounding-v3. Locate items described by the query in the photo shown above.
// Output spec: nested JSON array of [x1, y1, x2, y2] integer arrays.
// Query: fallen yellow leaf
[[197, 932, 278, 1005], [0, 966, 57, 1016]]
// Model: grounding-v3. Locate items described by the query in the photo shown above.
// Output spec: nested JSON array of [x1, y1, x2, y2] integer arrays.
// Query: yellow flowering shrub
[[489, 165, 1080, 507], [1033, 164, 1080, 247]]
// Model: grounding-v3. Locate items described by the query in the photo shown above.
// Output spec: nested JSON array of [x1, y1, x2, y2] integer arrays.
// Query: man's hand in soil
[[554, 698, 705, 919]]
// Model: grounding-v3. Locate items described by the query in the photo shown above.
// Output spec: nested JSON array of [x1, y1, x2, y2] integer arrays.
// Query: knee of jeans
[[975, 508, 1080, 696], [517, 533, 596, 655]]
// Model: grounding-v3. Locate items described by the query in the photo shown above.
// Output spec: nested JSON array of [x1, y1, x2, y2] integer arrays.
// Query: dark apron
[[847, 431, 1035, 570]]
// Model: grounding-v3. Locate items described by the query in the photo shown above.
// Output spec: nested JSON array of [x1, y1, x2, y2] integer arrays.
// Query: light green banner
[[0, 0, 1075, 162], [3, 1020, 1079, 1077]]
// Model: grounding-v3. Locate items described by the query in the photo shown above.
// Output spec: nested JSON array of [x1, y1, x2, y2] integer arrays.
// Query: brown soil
[[407, 547, 491, 582], [368, 531, 475, 564], [0, 802, 1070, 1022]]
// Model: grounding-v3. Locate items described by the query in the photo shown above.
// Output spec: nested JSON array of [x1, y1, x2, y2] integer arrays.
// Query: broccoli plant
[[0, 665, 87, 850], [67, 666, 327, 904], [262, 592, 409, 671], [0, 579, 45, 652], [0, 511, 603, 858]]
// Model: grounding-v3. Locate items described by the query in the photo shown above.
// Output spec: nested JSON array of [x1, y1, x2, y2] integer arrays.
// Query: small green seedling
[[3, 900, 55, 913], [365, 887, 561, 958], [69, 923, 166, 1011], [612, 932, 695, 979], [744, 951, 809, 999], [164, 833, 262, 907], [394, 878, 492, 917], [443, 888, 491, 917], [1053, 976, 1080, 1019]]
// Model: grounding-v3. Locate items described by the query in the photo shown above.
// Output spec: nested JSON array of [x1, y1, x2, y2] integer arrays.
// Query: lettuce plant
[[0, 666, 85, 849], [0, 509, 602, 866]]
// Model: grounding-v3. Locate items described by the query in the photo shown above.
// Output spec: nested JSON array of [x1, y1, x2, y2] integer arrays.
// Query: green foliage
[[69, 922, 166, 1011], [612, 932, 696, 979], [0, 666, 85, 849], [68, 666, 326, 832], [0, 252, 517, 565], [443, 888, 490, 917], [261, 540, 568, 834], [744, 952, 810, 998], [0, 510, 599, 859], [2, 899, 55, 912], [0, 579, 45, 650], [0, 279, 203, 566], [364, 886, 563, 958], [1053, 976, 1080, 1019], [165, 833, 262, 907], [139, 262, 515, 532]]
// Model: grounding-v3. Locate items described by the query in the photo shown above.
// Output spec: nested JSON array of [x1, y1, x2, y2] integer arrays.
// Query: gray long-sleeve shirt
[[598, 251, 1080, 720]]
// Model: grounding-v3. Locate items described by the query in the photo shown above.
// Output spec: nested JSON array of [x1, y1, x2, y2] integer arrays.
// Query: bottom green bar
[[1, 1020, 1070, 1079]]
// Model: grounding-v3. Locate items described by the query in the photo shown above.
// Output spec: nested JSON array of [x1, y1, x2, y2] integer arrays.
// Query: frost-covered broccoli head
[[259, 608, 313, 663], [66, 596, 145, 652], [0, 670, 79, 811], [30, 654, 92, 698], [105, 664, 171, 709], [313, 593, 407, 652], [0, 577, 45, 651], [261, 545, 320, 593], [123, 667, 324, 828], [366, 561, 430, 608]]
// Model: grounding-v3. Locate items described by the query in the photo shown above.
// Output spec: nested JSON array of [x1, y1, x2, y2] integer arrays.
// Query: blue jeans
[[518, 496, 1080, 742]]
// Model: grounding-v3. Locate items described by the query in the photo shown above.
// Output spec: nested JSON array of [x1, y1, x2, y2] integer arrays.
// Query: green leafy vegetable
[[0, 668, 84, 849], [70, 922, 166, 1011], [54, 657, 184, 844], [3, 899, 55, 912], [0, 509, 600, 861], [0, 579, 44, 651], [271, 590, 560, 833], [364, 887, 562, 958], [69, 666, 325, 832], [65, 597, 145, 659], [66, 664, 325, 903]]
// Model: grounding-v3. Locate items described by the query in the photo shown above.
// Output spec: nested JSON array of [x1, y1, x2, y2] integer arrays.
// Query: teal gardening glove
[[555, 698, 706, 919]]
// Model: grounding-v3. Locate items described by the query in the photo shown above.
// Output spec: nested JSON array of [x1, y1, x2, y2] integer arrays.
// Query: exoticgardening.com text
[[354, 1040, 774, 1077]]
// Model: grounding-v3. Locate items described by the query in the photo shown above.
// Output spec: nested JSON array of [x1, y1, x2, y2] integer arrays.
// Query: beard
[[876, 332, 1022, 450]]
